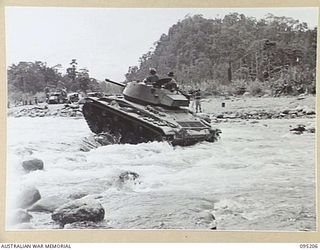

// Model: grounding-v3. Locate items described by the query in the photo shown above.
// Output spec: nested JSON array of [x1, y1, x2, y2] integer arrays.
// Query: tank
[[82, 78, 221, 146]]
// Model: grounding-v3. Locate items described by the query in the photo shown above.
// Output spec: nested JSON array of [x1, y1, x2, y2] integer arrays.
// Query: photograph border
[[0, 0, 319, 243]]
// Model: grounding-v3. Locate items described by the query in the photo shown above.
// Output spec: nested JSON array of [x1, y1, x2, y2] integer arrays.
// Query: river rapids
[[6, 116, 316, 231]]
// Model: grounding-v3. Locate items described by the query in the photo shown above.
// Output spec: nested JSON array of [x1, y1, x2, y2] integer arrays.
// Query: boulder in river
[[28, 195, 70, 213], [119, 171, 139, 182], [116, 171, 141, 188], [196, 210, 217, 230], [305, 123, 316, 133], [307, 127, 315, 133], [68, 192, 88, 200], [290, 124, 306, 134], [16, 186, 41, 209], [51, 198, 105, 226], [22, 158, 44, 172], [80, 133, 119, 151], [304, 108, 316, 115]]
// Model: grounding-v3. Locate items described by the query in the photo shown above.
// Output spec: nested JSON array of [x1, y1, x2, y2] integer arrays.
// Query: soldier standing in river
[[195, 89, 202, 113]]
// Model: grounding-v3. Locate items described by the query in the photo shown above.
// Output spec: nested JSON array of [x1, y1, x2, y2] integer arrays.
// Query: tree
[[78, 68, 90, 94], [66, 59, 78, 82], [124, 13, 316, 91], [7, 59, 104, 100], [7, 61, 62, 94]]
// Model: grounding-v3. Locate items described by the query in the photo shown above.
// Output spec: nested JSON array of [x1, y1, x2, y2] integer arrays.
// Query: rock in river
[[22, 158, 44, 172], [51, 198, 105, 226], [196, 210, 217, 230], [16, 186, 41, 209], [68, 192, 88, 200], [28, 195, 70, 213], [119, 171, 139, 182]]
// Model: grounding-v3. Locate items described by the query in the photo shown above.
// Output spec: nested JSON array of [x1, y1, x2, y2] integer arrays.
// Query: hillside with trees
[[7, 12, 317, 104], [125, 13, 317, 96]]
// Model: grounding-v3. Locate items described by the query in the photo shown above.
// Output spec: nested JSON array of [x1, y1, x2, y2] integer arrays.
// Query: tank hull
[[82, 95, 220, 146]]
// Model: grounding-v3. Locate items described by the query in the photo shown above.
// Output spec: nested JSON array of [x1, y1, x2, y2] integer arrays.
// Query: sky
[[5, 7, 318, 82]]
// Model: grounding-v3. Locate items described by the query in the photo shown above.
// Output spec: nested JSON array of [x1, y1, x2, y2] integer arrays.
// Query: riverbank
[[7, 95, 316, 120]]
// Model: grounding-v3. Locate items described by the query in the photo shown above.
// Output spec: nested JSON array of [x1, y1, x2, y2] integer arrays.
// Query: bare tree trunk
[[228, 61, 232, 82]]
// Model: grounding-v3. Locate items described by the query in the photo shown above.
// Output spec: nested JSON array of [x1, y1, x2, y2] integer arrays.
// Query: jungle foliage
[[7, 59, 105, 102], [125, 13, 317, 95]]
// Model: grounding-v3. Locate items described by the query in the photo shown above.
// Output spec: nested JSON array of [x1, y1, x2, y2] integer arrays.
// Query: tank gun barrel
[[105, 78, 126, 88]]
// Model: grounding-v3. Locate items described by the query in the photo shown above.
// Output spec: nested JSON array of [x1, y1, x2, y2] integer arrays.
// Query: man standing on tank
[[144, 68, 159, 84]]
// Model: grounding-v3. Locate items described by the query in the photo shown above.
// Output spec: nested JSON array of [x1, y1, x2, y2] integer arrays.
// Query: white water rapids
[[6, 116, 316, 231]]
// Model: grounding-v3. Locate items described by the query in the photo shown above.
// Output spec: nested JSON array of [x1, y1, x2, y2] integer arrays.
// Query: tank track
[[82, 100, 167, 144]]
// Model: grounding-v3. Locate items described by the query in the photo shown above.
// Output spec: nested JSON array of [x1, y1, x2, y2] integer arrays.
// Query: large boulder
[[51, 199, 105, 226], [22, 158, 44, 172], [16, 186, 41, 209], [28, 196, 70, 213]]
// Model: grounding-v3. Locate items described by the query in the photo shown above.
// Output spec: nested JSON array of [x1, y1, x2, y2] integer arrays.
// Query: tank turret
[[105, 78, 190, 107]]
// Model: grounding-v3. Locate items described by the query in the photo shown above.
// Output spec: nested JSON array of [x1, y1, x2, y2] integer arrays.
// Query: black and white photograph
[[5, 6, 317, 232]]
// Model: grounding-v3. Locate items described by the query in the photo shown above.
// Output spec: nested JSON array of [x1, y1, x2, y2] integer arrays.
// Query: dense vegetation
[[7, 59, 105, 103], [125, 13, 317, 95]]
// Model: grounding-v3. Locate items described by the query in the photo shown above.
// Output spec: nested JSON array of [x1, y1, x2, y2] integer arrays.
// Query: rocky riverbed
[[7, 103, 83, 118], [8, 96, 316, 122]]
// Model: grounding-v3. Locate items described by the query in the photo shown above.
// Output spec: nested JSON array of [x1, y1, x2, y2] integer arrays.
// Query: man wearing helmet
[[144, 68, 159, 84], [164, 71, 178, 92], [195, 88, 202, 113]]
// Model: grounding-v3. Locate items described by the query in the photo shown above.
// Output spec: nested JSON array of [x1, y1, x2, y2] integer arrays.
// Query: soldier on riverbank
[[195, 89, 202, 113]]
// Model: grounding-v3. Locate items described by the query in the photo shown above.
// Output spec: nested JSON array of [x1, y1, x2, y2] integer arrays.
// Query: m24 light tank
[[82, 78, 221, 146]]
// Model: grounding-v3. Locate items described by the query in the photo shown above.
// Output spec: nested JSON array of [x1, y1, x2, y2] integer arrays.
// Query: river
[[6, 116, 316, 231]]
